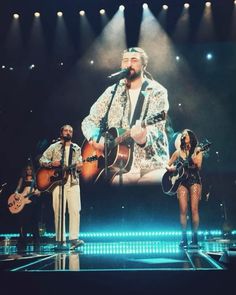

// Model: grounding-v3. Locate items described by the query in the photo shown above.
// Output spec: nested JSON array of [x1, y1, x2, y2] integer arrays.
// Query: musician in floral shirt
[[81, 47, 169, 185], [39, 125, 84, 250]]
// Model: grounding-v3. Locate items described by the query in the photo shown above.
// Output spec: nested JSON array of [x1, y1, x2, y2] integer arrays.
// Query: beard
[[62, 134, 72, 142], [127, 69, 142, 81]]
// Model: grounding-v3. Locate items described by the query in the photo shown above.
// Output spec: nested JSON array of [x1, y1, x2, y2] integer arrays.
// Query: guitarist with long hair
[[166, 129, 203, 249], [14, 164, 41, 251]]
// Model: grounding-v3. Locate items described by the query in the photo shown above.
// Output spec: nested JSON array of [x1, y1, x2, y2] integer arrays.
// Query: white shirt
[[128, 87, 141, 123], [64, 146, 70, 166]]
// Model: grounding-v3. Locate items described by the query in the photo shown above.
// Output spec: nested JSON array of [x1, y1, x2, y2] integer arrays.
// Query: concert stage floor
[[1, 238, 236, 294], [0, 240, 230, 271]]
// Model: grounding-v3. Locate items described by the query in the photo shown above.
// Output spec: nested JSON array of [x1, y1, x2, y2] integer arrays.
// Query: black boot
[[179, 231, 188, 248], [16, 237, 27, 253], [33, 237, 41, 251], [189, 232, 200, 249]]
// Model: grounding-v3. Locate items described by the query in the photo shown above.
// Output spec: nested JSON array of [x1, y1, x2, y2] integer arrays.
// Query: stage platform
[[0, 237, 236, 294]]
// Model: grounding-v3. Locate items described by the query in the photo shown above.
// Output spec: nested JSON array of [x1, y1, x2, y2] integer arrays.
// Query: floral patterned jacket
[[81, 77, 169, 172], [39, 141, 82, 185]]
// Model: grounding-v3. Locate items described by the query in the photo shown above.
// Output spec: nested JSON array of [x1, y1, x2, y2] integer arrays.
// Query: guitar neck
[[64, 156, 97, 170], [110, 111, 166, 147]]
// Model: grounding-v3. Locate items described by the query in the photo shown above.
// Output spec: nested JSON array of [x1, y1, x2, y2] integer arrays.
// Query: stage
[[1, 0, 236, 294], [1, 234, 236, 294]]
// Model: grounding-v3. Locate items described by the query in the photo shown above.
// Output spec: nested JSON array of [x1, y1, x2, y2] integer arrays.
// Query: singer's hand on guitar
[[89, 140, 104, 152], [166, 165, 176, 172], [34, 189, 41, 196], [76, 161, 83, 171], [130, 120, 147, 145], [51, 160, 61, 167]]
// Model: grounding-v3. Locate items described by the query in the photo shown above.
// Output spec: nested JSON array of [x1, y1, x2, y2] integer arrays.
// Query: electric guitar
[[8, 190, 39, 214], [161, 141, 211, 196], [36, 155, 97, 192], [81, 111, 166, 183]]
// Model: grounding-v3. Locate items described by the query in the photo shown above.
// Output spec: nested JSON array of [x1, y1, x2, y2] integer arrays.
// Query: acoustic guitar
[[36, 155, 97, 192], [161, 141, 211, 196], [81, 111, 166, 183]]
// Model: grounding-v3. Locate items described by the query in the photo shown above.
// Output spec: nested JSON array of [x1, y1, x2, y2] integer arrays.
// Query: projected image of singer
[[81, 47, 169, 185]]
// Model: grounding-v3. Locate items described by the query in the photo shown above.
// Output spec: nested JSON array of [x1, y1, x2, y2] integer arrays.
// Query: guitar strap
[[68, 144, 73, 166], [69, 144, 77, 180], [29, 178, 35, 194], [130, 80, 148, 127]]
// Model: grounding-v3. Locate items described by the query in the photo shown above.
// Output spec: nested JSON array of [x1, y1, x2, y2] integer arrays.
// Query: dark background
[[0, 0, 235, 234]]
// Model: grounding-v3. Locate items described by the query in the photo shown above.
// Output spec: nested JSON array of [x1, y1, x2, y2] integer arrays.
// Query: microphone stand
[[97, 81, 120, 180], [29, 156, 41, 243], [58, 141, 66, 249]]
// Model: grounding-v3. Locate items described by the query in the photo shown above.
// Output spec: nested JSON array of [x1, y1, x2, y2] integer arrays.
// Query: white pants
[[55, 253, 80, 271], [52, 181, 81, 242], [112, 168, 166, 185]]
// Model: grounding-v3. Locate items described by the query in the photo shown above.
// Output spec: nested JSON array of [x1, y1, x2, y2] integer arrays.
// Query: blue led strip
[[0, 229, 226, 239]]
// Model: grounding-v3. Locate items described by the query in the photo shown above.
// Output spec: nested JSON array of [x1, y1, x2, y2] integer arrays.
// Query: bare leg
[[177, 185, 189, 246], [177, 185, 189, 230], [190, 184, 202, 245]]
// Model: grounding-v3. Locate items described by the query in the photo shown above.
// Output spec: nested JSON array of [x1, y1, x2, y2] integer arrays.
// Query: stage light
[[79, 10, 85, 16], [90, 60, 94, 64], [57, 11, 63, 17], [176, 56, 180, 61], [81, 6, 126, 72], [1, 65, 5, 69], [100, 9, 105, 15], [34, 12, 40, 18], [29, 64, 35, 70], [60, 62, 64, 66], [163, 5, 168, 10], [119, 5, 125, 11], [206, 53, 213, 60], [9, 67, 14, 71], [13, 13, 19, 19], [184, 3, 190, 9], [205, 2, 211, 7], [143, 3, 148, 9]]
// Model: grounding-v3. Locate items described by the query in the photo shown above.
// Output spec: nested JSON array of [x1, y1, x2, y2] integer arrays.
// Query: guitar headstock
[[143, 111, 166, 127], [199, 139, 212, 153]]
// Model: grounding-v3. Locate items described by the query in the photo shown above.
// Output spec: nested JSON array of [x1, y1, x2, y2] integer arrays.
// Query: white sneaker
[[69, 239, 84, 250]]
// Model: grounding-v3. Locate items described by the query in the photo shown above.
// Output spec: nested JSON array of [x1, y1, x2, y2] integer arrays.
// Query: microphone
[[0, 182, 7, 194], [107, 67, 130, 79]]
